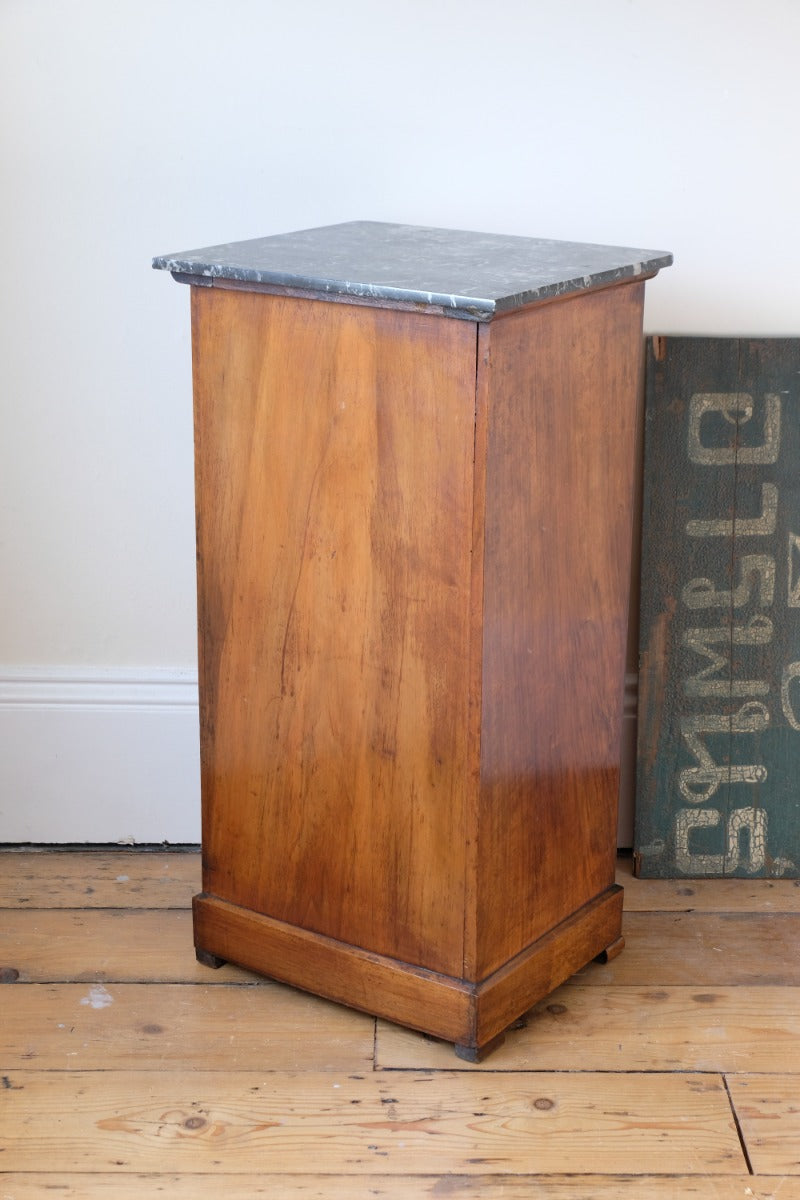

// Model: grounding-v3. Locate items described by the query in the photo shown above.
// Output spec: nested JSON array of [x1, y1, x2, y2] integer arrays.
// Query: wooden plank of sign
[[636, 337, 800, 878]]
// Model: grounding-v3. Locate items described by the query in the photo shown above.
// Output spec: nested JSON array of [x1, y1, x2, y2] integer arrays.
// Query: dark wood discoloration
[[454, 1032, 506, 1063], [595, 936, 625, 964], [195, 947, 226, 970]]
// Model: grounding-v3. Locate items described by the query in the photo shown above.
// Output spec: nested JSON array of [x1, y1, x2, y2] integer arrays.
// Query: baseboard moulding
[[0, 666, 200, 843]]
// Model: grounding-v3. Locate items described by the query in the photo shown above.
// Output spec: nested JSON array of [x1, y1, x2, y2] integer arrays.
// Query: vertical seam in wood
[[463, 322, 490, 981], [190, 285, 212, 895], [621, 313, 647, 858], [724, 340, 743, 875]]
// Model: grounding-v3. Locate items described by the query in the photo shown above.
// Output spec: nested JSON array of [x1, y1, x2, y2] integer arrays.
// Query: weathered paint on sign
[[635, 337, 800, 877]]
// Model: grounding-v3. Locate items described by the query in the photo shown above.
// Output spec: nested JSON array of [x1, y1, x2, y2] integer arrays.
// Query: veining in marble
[[153, 221, 672, 319]]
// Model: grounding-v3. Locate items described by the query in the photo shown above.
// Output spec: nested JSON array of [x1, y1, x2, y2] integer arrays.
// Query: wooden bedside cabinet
[[154, 221, 671, 1059]]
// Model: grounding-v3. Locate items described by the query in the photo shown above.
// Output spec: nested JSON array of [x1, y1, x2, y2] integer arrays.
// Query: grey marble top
[[153, 221, 672, 320]]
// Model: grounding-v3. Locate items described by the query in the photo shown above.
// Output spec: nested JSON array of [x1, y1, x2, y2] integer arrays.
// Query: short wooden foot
[[196, 946, 227, 969], [594, 935, 625, 965], [454, 1031, 506, 1063]]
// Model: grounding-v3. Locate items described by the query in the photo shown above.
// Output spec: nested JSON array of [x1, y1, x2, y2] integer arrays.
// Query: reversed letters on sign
[[674, 390, 795, 875]]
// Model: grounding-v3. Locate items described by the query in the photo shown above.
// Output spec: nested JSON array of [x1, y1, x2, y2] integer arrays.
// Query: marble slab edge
[[158, 263, 669, 321], [153, 221, 672, 321]]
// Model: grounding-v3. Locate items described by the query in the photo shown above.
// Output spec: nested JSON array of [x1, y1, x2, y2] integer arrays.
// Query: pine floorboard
[[4, 908, 800, 986], [2, 1175, 798, 1199], [2, 849, 800, 1196]]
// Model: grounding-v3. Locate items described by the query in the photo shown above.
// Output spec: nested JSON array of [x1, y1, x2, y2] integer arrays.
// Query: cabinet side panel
[[476, 285, 644, 978], [191, 287, 476, 977]]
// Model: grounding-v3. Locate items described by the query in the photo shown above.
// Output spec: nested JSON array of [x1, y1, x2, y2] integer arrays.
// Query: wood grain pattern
[[188, 276, 647, 1047], [473, 885, 623, 1045], [7, 848, 800, 915], [618, 855, 800, 911], [5, 908, 800, 987], [0, 908, 254, 983], [0, 1176, 793, 1200], [0, 983, 373, 1071], [727, 1075, 800, 1175], [3, 850, 800, 1194], [0, 1069, 743, 1175], [193, 891, 473, 1045], [0, 851, 199, 909], [475, 286, 645, 977], [192, 287, 477, 977], [578, 912, 800, 986], [194, 871, 622, 1050], [377, 983, 800, 1073]]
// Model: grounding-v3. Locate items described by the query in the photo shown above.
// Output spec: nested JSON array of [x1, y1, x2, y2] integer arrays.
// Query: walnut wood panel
[[191, 288, 478, 977], [475, 285, 646, 977]]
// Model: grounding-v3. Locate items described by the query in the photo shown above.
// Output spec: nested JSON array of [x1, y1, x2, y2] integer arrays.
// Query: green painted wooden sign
[[635, 337, 800, 877]]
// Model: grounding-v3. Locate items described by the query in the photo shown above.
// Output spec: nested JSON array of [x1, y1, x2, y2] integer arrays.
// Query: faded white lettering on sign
[[688, 393, 781, 465], [781, 662, 800, 731], [678, 702, 770, 803], [683, 614, 773, 699], [667, 373, 797, 877], [687, 483, 778, 538], [675, 806, 768, 875], [682, 554, 776, 611], [788, 534, 800, 607]]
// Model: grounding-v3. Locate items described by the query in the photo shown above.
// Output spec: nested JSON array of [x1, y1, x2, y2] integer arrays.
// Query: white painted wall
[[2, 0, 799, 841]]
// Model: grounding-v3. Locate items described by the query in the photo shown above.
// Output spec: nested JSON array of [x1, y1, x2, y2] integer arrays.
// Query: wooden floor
[[2, 852, 800, 1198]]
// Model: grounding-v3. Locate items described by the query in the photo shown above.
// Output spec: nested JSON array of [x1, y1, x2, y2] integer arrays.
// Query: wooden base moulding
[[194, 885, 623, 1059]]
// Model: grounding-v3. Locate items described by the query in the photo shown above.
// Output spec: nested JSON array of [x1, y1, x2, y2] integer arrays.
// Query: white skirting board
[[0, 668, 200, 844]]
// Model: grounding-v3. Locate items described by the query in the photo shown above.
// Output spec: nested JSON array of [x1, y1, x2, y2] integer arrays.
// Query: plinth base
[[193, 885, 623, 1059]]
